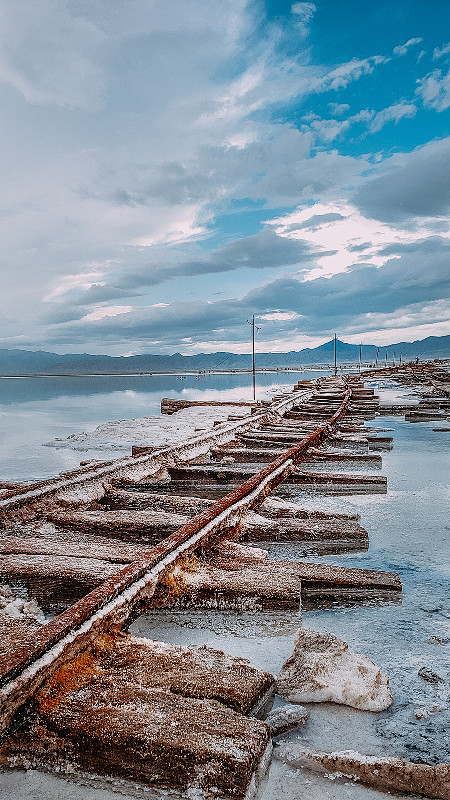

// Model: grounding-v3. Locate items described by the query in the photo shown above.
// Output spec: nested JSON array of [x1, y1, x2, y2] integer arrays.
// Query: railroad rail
[[0, 373, 406, 798]]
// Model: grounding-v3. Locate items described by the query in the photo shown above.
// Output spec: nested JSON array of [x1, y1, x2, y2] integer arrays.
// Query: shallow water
[[0, 369, 328, 481], [1, 377, 448, 800]]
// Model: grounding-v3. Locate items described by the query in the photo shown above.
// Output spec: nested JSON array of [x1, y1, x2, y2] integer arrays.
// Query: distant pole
[[385, 351, 388, 367], [376, 347, 379, 367], [399, 353, 402, 366], [359, 343, 362, 373], [334, 333, 337, 376], [393, 350, 395, 367], [252, 314, 256, 401]]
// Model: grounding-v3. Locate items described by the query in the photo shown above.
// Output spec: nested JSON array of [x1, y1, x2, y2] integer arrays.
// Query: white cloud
[[291, 2, 316, 35], [309, 108, 373, 140], [309, 118, 351, 141], [343, 302, 450, 343], [416, 68, 450, 111], [267, 200, 449, 278], [307, 102, 416, 142], [369, 101, 417, 132], [433, 42, 450, 60], [44, 269, 107, 302], [260, 311, 301, 321], [328, 102, 350, 116], [0, 0, 107, 109], [292, 2, 316, 21], [83, 305, 132, 321], [321, 56, 387, 90], [393, 37, 423, 57]]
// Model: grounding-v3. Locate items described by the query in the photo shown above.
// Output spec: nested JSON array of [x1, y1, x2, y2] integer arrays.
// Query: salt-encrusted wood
[[241, 511, 369, 543], [2, 631, 273, 799], [212, 446, 382, 465], [102, 487, 216, 514], [275, 746, 450, 800], [166, 464, 387, 491], [161, 397, 255, 414], [47, 508, 191, 540], [163, 540, 401, 611]]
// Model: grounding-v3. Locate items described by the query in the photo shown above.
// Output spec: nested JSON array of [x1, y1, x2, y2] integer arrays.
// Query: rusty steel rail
[[0, 386, 351, 735]]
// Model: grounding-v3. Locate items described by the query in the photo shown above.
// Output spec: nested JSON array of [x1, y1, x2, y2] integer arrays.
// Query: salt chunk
[[276, 627, 392, 712], [265, 704, 309, 736]]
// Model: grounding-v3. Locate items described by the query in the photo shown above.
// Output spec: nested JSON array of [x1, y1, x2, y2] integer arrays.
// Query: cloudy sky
[[0, 0, 449, 355]]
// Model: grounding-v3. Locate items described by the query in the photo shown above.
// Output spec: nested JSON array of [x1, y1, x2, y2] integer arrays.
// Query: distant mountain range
[[0, 335, 448, 375]]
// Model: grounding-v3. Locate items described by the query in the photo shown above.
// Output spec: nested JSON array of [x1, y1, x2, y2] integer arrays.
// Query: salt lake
[[0, 371, 449, 800]]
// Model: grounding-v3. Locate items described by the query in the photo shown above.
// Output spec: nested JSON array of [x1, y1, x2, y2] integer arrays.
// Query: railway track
[[0, 373, 404, 799]]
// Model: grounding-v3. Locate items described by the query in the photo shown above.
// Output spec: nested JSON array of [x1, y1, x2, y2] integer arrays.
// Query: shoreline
[[0, 367, 353, 379]]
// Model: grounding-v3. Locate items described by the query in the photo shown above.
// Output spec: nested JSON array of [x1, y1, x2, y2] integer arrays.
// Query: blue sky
[[0, 0, 449, 354]]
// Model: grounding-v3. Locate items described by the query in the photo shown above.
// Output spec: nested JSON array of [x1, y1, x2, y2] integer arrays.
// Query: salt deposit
[[276, 627, 392, 711], [414, 702, 445, 720], [265, 704, 309, 736], [0, 585, 44, 621], [47, 406, 247, 452], [274, 745, 450, 799]]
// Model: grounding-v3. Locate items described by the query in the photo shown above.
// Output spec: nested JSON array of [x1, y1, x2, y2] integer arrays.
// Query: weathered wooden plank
[[2, 634, 272, 798], [47, 509, 191, 541], [377, 404, 417, 415], [258, 497, 360, 521], [0, 553, 126, 610], [0, 533, 148, 563], [168, 541, 401, 610], [161, 397, 255, 414], [167, 465, 387, 490], [241, 512, 368, 544], [212, 446, 381, 465], [102, 487, 216, 514]]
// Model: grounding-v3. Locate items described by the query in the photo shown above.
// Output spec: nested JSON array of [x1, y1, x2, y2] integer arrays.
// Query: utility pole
[[359, 343, 362, 373], [252, 314, 256, 401], [376, 347, 379, 367], [334, 333, 337, 376], [385, 350, 388, 367]]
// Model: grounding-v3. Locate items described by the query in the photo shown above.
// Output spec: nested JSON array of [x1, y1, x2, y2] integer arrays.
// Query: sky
[[0, 0, 449, 356]]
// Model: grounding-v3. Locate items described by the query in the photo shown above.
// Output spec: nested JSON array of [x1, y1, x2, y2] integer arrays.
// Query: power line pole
[[334, 333, 337, 376], [359, 342, 362, 373], [247, 315, 261, 401], [252, 314, 256, 401]]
